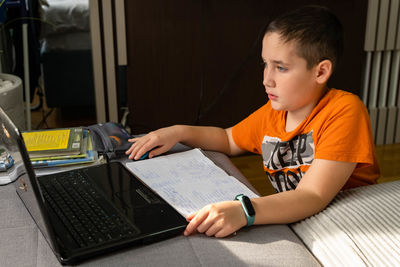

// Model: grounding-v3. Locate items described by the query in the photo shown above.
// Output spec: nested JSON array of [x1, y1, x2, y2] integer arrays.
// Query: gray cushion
[[79, 225, 318, 267], [291, 180, 400, 266]]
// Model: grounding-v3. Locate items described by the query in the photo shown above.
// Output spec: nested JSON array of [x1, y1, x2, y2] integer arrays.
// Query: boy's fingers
[[205, 223, 222, 237], [186, 212, 196, 221], [148, 146, 167, 158], [128, 145, 143, 159], [214, 229, 230, 238], [126, 144, 137, 155], [135, 141, 156, 160], [184, 210, 208, 236], [126, 137, 142, 155], [196, 217, 214, 234], [129, 138, 150, 159]]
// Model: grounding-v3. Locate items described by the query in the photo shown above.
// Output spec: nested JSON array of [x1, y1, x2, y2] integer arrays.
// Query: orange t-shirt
[[232, 89, 380, 192]]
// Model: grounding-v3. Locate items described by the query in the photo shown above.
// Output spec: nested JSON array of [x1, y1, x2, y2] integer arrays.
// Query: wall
[[125, 0, 368, 134]]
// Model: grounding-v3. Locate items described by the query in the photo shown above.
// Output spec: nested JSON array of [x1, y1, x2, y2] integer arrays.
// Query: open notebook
[[126, 148, 259, 217]]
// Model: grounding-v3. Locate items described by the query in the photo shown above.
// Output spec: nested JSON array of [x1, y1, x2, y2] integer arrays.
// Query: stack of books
[[22, 127, 98, 168]]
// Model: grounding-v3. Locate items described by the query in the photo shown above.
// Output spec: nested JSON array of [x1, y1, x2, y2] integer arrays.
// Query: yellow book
[[29, 130, 89, 161], [22, 128, 83, 158]]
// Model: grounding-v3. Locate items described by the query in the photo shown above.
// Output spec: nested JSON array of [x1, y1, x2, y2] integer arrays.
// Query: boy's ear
[[315, 59, 332, 84]]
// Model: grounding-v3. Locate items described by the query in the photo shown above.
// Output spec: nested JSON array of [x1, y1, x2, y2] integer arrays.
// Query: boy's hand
[[184, 201, 247, 238], [125, 126, 181, 160]]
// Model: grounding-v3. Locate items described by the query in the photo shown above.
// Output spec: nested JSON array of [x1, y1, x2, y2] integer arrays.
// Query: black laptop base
[[20, 162, 188, 265]]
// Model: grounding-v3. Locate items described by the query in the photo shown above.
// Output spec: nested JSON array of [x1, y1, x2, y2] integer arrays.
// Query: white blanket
[[40, 0, 89, 36]]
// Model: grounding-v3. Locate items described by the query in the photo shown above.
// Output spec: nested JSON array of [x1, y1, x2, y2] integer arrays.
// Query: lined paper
[[126, 149, 258, 217]]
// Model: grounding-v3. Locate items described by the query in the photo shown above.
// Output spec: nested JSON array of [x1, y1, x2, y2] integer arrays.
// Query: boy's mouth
[[267, 93, 278, 101]]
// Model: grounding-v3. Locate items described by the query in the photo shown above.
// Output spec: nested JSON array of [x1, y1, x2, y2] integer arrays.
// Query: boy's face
[[261, 32, 323, 116]]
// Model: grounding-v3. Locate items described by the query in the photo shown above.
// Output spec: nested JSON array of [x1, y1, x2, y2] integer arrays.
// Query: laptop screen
[[0, 108, 60, 255]]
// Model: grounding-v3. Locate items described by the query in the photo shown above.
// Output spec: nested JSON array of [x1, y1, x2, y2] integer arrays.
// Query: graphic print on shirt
[[262, 132, 314, 192]]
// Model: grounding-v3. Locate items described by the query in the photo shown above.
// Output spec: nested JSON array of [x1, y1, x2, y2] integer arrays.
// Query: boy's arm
[[252, 159, 357, 224], [180, 126, 244, 156], [126, 125, 245, 160], [184, 158, 356, 237]]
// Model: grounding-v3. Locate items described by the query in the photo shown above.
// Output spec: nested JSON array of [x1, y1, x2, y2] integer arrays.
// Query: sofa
[[39, 0, 95, 108], [292, 179, 400, 266]]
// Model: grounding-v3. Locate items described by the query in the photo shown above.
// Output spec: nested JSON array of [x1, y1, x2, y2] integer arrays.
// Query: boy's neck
[[285, 86, 329, 132], [286, 110, 311, 132]]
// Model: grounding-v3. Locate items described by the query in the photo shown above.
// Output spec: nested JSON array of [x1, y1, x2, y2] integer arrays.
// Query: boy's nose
[[263, 76, 275, 88], [263, 69, 275, 88]]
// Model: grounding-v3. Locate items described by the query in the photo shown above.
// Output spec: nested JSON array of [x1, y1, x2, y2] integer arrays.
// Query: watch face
[[242, 196, 255, 216]]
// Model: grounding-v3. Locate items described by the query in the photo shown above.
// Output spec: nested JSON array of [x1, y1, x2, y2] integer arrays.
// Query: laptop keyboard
[[40, 171, 139, 248]]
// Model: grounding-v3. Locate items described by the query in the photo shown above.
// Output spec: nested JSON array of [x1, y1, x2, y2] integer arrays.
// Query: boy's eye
[[277, 66, 287, 72]]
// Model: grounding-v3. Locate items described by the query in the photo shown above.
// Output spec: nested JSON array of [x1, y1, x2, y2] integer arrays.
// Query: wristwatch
[[235, 194, 255, 226]]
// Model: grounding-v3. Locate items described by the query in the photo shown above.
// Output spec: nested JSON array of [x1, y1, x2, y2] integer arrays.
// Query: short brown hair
[[265, 5, 343, 71]]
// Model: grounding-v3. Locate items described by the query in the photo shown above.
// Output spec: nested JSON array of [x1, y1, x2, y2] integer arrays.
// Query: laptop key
[[40, 171, 140, 248]]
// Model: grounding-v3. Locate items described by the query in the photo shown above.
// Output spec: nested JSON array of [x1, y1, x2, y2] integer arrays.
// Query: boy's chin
[[270, 102, 286, 111]]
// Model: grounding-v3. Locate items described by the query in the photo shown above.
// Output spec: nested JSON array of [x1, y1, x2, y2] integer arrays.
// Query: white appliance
[[0, 73, 26, 130]]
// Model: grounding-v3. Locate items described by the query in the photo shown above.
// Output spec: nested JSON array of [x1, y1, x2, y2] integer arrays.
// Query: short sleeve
[[315, 94, 374, 166], [232, 104, 269, 154]]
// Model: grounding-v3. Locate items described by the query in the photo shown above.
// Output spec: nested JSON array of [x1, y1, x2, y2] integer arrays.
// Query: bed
[[39, 0, 94, 108]]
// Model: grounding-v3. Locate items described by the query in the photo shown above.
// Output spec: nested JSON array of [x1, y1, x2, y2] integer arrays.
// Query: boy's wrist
[[235, 194, 256, 227], [175, 125, 196, 145], [172, 125, 186, 142], [234, 201, 248, 228]]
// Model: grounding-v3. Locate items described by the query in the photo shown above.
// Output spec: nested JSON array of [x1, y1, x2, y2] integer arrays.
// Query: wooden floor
[[31, 94, 400, 197], [375, 144, 400, 183]]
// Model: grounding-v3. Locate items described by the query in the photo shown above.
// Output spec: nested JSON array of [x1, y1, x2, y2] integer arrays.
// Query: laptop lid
[[0, 108, 62, 257], [0, 108, 187, 264]]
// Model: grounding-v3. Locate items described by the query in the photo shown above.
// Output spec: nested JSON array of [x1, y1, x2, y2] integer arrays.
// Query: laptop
[[0, 108, 187, 265]]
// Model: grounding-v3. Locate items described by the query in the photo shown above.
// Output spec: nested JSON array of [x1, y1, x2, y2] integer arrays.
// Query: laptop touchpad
[[114, 186, 161, 209]]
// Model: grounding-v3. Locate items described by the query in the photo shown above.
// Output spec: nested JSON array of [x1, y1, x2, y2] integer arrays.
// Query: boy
[[126, 5, 380, 238]]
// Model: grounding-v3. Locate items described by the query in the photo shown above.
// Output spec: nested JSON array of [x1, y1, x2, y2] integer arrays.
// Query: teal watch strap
[[235, 194, 255, 226]]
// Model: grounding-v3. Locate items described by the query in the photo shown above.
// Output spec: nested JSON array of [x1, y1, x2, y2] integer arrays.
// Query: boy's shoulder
[[321, 88, 368, 117], [329, 88, 359, 100], [326, 88, 365, 108]]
